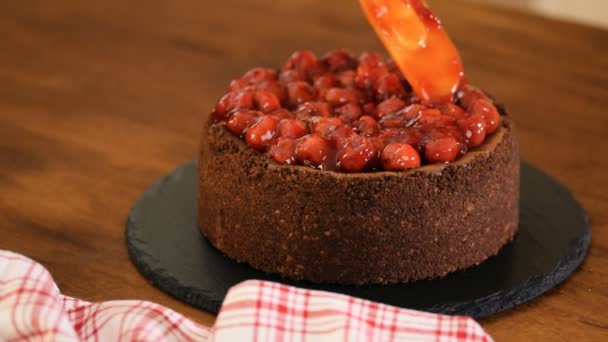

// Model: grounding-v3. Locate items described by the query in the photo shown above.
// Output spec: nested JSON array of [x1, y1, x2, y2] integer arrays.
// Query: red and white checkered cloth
[[0, 250, 492, 341]]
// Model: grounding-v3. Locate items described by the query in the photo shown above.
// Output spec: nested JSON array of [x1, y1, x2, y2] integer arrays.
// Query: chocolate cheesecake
[[197, 49, 519, 285]]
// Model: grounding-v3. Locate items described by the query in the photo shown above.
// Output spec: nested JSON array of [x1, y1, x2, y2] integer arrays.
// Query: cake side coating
[[198, 112, 519, 285]]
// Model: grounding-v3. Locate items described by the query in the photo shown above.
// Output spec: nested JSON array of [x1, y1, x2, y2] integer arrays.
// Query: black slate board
[[126, 161, 590, 318]]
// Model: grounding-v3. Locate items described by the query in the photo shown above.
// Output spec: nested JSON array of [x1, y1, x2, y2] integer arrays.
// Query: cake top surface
[[210, 50, 502, 173]]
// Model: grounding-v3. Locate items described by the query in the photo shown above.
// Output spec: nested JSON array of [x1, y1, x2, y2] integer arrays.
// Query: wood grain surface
[[0, 0, 606, 340]]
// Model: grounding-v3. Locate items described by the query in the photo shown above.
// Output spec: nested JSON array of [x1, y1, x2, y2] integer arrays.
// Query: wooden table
[[1, 0, 606, 340]]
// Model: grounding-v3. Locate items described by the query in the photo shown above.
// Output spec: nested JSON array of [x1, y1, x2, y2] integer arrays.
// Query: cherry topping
[[257, 81, 287, 103], [269, 108, 293, 119], [370, 136, 388, 152], [295, 101, 332, 119], [212, 93, 232, 122], [254, 91, 281, 113], [278, 118, 308, 138], [381, 143, 421, 171], [425, 137, 459, 163], [243, 67, 277, 83], [417, 109, 446, 126], [228, 79, 250, 92], [397, 129, 424, 148], [328, 125, 357, 147], [337, 135, 379, 172], [436, 103, 466, 119], [245, 115, 279, 151], [353, 115, 379, 136], [279, 70, 306, 85], [295, 134, 333, 167], [375, 73, 406, 100], [269, 137, 297, 165], [287, 82, 316, 107], [335, 103, 363, 122], [311, 117, 343, 135], [226, 110, 258, 135], [322, 50, 358, 72], [313, 73, 335, 92], [376, 97, 407, 118], [458, 114, 486, 148], [362, 102, 377, 116], [470, 99, 500, 134], [212, 50, 503, 172], [336, 70, 357, 88], [359, 52, 385, 67], [325, 88, 359, 106], [212, 91, 254, 122], [457, 84, 488, 109], [355, 63, 389, 89], [283, 50, 322, 80], [378, 112, 407, 129]]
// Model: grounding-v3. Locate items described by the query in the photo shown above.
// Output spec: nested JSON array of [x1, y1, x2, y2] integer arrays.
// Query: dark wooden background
[[0, 0, 606, 340]]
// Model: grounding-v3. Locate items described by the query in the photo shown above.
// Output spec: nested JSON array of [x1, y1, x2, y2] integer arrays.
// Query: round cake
[[198, 49, 519, 285]]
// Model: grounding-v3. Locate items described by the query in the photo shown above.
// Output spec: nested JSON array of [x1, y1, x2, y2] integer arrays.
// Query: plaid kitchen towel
[[0, 250, 492, 341]]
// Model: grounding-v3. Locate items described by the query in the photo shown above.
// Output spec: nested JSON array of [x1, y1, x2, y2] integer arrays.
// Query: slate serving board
[[126, 161, 589, 318]]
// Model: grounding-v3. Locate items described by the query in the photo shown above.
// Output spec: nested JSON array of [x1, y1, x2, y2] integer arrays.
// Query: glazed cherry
[[337, 135, 379, 172], [279, 70, 306, 84], [437, 103, 466, 119], [245, 115, 279, 151], [328, 125, 357, 147], [362, 102, 377, 116], [311, 116, 343, 135], [335, 103, 363, 122], [228, 79, 249, 92], [397, 129, 424, 148], [295, 101, 332, 119], [269, 137, 297, 165], [381, 143, 421, 171], [376, 97, 407, 118], [375, 73, 406, 100], [243, 68, 277, 83], [359, 52, 385, 67], [430, 122, 463, 142], [287, 82, 316, 107], [417, 109, 449, 126], [355, 63, 389, 89], [254, 91, 281, 113], [353, 115, 379, 136], [283, 50, 322, 79], [314, 73, 335, 92], [226, 110, 258, 135], [269, 108, 292, 119], [212, 91, 254, 121], [377, 127, 401, 143], [325, 88, 359, 106], [458, 114, 486, 148], [278, 118, 308, 138], [212, 93, 232, 121], [322, 50, 358, 72], [370, 136, 387, 153], [257, 81, 287, 103], [470, 99, 500, 133], [457, 84, 488, 109], [378, 112, 407, 129], [425, 137, 459, 163], [337, 70, 357, 88], [295, 134, 333, 167]]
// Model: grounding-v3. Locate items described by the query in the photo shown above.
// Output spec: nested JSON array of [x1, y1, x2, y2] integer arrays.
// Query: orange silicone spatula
[[359, 0, 464, 104]]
